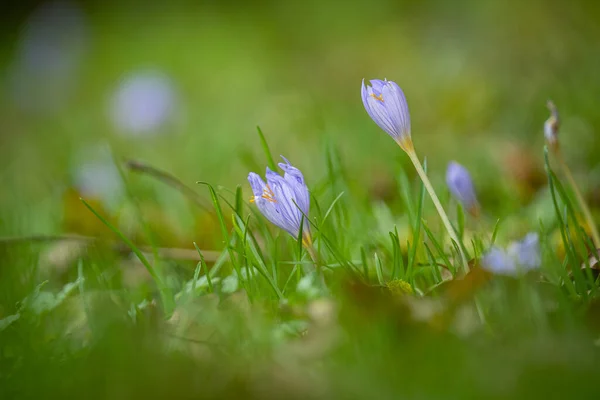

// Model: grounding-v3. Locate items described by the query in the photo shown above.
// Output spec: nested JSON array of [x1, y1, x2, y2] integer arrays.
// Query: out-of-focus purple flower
[[361, 79, 411, 148], [544, 100, 559, 149], [507, 233, 541, 271], [248, 157, 310, 241], [110, 71, 176, 136], [72, 145, 123, 209], [482, 233, 541, 276], [446, 161, 480, 216], [8, 1, 89, 113]]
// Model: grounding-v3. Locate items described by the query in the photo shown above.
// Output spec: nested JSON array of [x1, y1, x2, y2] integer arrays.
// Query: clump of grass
[[2, 104, 600, 400]]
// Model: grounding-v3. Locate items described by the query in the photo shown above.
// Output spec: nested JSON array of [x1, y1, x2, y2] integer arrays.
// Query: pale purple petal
[[446, 161, 479, 213], [508, 233, 541, 271], [482, 247, 517, 276], [249, 160, 311, 239], [248, 172, 266, 197], [382, 81, 410, 138], [278, 156, 310, 216], [361, 78, 411, 141], [369, 79, 386, 95]]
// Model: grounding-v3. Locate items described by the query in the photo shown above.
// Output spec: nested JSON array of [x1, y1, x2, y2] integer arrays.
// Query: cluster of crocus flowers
[[361, 78, 469, 273], [446, 161, 480, 217], [481, 233, 541, 276], [248, 156, 312, 247]]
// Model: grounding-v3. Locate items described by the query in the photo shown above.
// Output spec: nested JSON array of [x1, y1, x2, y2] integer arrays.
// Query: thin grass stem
[[402, 140, 469, 274]]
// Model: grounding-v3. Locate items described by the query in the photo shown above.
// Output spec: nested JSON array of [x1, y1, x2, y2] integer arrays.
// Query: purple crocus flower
[[446, 161, 480, 216], [482, 233, 541, 276], [361, 79, 411, 148], [248, 157, 311, 242]]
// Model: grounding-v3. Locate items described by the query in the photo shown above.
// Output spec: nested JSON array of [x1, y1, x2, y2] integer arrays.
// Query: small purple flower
[[446, 161, 480, 216], [110, 70, 176, 136], [507, 233, 541, 271], [482, 233, 541, 276], [248, 157, 310, 241], [361, 79, 411, 147]]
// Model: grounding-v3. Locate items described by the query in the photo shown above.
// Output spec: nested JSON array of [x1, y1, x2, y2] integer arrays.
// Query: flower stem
[[403, 141, 470, 274], [555, 149, 600, 247]]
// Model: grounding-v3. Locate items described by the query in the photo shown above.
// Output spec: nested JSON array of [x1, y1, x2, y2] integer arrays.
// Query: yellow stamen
[[370, 93, 384, 102], [261, 185, 277, 203]]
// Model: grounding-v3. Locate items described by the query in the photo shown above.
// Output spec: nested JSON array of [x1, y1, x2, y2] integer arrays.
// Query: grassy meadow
[[2, 0, 600, 398]]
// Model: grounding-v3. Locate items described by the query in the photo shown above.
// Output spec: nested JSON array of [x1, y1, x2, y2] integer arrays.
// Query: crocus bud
[[248, 156, 311, 242], [361, 79, 411, 150], [544, 100, 559, 150], [446, 161, 480, 216], [481, 233, 541, 276]]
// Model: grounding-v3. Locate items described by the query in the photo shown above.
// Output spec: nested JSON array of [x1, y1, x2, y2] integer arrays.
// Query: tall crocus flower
[[446, 161, 480, 217], [361, 78, 469, 273], [361, 79, 411, 150], [482, 233, 541, 276], [544, 100, 600, 247], [248, 156, 311, 245]]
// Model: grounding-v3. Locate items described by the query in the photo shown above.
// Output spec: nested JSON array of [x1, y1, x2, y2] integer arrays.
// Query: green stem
[[403, 142, 469, 274], [555, 149, 600, 248]]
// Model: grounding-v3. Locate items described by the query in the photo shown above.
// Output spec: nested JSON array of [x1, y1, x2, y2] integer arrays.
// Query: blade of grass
[[422, 220, 455, 276], [197, 181, 245, 290], [398, 165, 416, 226], [321, 191, 345, 227], [193, 242, 213, 293], [407, 158, 426, 285], [256, 126, 277, 171], [423, 242, 443, 283], [544, 147, 584, 296], [80, 198, 175, 315], [490, 218, 502, 246], [374, 252, 384, 285], [360, 246, 370, 281]]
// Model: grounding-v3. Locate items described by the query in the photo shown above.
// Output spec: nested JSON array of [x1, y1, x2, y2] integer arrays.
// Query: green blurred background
[[3, 0, 600, 202]]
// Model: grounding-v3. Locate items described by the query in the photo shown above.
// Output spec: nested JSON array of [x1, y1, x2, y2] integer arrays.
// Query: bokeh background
[[2, 1, 600, 398], [3, 0, 600, 298], [2, 0, 600, 220]]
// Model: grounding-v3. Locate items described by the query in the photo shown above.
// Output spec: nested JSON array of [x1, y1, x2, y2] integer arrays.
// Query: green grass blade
[[422, 219, 455, 276], [256, 126, 277, 171], [193, 242, 213, 293], [407, 158, 426, 284], [197, 181, 245, 287], [543, 147, 583, 295], [79, 198, 175, 315], [374, 252, 384, 285], [490, 218, 502, 246], [360, 246, 370, 281]]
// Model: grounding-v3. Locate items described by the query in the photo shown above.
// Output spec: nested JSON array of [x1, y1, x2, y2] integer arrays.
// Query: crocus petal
[[249, 159, 311, 239], [248, 172, 290, 233], [482, 247, 518, 276], [446, 161, 479, 214], [248, 172, 266, 198], [508, 233, 541, 271], [265, 169, 303, 237], [278, 156, 310, 216], [381, 80, 410, 139], [361, 78, 411, 141], [369, 79, 386, 95]]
